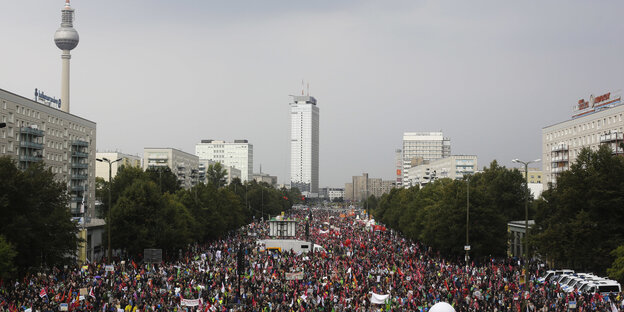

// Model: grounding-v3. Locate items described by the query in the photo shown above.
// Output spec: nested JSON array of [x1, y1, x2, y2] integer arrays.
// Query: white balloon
[[430, 302, 456, 312]]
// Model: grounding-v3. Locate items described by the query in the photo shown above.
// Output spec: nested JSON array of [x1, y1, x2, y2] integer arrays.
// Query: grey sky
[[1, 1, 623, 187]]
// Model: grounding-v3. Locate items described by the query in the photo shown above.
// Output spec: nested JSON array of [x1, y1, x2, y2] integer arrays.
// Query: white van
[[582, 280, 621, 294]]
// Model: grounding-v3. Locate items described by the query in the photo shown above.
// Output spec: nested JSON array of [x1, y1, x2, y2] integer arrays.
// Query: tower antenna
[[307, 82, 310, 96], [301, 80, 304, 95]]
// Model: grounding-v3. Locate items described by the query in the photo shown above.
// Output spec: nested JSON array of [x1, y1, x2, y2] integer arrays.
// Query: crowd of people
[[0, 206, 622, 311]]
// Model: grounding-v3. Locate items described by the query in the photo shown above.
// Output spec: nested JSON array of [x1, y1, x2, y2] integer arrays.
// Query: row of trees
[[101, 163, 302, 259], [0, 157, 301, 278], [532, 146, 624, 277], [373, 160, 526, 261], [372, 145, 624, 281]]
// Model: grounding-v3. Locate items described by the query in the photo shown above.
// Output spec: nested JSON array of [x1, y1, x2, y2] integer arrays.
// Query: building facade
[[143, 148, 199, 189], [0, 88, 96, 218], [252, 172, 278, 186], [542, 90, 624, 187], [195, 139, 253, 182], [344, 183, 354, 201], [345, 173, 395, 201], [402, 132, 450, 184], [327, 188, 345, 201], [95, 152, 141, 182], [407, 155, 477, 187], [290, 95, 319, 195], [395, 149, 403, 187]]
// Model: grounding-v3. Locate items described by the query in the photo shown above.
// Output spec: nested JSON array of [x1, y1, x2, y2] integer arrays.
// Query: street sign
[[464, 245, 471, 251]]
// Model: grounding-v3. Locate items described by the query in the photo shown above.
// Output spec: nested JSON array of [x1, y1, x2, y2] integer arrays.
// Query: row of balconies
[[551, 166, 569, 174], [551, 144, 569, 152], [600, 132, 624, 143], [551, 155, 569, 163], [19, 141, 44, 150], [19, 155, 43, 163], [71, 174, 88, 180], [71, 140, 89, 147], [71, 151, 88, 158], [20, 127, 44, 137], [71, 163, 88, 169]]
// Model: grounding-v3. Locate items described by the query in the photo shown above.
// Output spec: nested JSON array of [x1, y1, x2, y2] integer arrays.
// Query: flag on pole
[[89, 287, 96, 299]]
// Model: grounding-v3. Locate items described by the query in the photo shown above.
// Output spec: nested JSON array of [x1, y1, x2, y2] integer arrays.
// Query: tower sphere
[[430, 302, 456, 312], [54, 26, 79, 51]]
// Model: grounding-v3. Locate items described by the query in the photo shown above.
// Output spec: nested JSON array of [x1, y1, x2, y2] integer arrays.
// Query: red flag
[[39, 288, 47, 298], [132, 260, 137, 269]]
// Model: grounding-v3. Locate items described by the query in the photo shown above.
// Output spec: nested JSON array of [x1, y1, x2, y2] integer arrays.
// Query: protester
[[0, 207, 622, 311]]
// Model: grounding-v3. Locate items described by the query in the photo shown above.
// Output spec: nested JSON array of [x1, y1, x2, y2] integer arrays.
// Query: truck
[[257, 239, 325, 254]]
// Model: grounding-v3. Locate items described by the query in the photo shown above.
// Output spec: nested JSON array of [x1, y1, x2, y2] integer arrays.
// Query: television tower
[[54, 0, 79, 113]]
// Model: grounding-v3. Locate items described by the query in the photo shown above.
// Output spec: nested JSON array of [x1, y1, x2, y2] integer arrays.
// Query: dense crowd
[[1, 207, 622, 311]]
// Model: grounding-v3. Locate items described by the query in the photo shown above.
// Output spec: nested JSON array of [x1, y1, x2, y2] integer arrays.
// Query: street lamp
[[512, 158, 541, 289], [464, 172, 471, 268], [96, 157, 122, 264]]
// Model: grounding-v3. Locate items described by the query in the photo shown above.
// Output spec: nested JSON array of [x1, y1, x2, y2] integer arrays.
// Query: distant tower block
[[54, 0, 79, 113]]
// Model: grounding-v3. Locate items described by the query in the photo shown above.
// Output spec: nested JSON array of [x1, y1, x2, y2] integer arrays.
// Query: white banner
[[181, 298, 202, 306], [370, 293, 390, 304], [286, 271, 304, 280]]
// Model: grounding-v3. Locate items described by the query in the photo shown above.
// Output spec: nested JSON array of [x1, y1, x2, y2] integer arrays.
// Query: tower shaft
[[61, 51, 71, 113]]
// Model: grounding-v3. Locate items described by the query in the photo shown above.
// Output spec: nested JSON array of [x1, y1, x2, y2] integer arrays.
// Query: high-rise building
[[143, 148, 199, 189], [290, 95, 319, 195], [402, 132, 450, 184], [53, 0, 79, 113], [0, 88, 96, 217], [542, 90, 624, 187], [195, 139, 253, 182]]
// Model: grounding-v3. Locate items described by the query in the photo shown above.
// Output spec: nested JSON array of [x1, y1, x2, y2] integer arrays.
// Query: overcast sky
[[2, 1, 623, 187]]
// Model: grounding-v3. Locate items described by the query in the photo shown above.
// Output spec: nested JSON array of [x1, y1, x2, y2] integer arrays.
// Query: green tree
[[110, 179, 161, 257], [145, 166, 180, 194], [0, 235, 17, 279], [532, 146, 624, 273], [206, 163, 227, 188], [0, 157, 79, 273], [607, 245, 624, 283]]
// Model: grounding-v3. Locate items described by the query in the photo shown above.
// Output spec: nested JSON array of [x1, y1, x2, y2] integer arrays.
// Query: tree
[[0, 157, 79, 273], [607, 245, 624, 283], [95, 177, 108, 218], [145, 166, 180, 194], [532, 146, 624, 273], [206, 163, 227, 188], [0, 235, 17, 279]]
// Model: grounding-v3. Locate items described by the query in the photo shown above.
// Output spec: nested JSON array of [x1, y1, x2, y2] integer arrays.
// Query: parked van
[[581, 280, 621, 294]]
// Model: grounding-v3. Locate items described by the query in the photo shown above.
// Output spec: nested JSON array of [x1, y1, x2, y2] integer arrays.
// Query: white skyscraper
[[195, 139, 253, 182], [290, 95, 319, 195]]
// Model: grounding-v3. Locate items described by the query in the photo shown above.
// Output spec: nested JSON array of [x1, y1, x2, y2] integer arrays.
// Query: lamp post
[[96, 157, 122, 264], [464, 172, 471, 268], [512, 158, 540, 290]]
